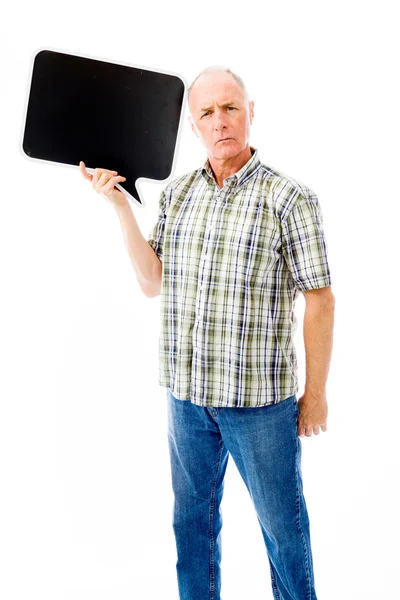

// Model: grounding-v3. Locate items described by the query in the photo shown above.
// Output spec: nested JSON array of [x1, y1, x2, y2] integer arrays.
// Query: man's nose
[[213, 108, 228, 130]]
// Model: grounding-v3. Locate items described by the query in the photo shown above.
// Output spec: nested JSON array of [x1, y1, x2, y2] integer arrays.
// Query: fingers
[[79, 163, 127, 201], [302, 424, 314, 437], [79, 161, 119, 185], [298, 423, 317, 437], [297, 395, 328, 438], [297, 417, 327, 438], [297, 421, 306, 438], [79, 161, 93, 180], [92, 167, 119, 187], [100, 175, 126, 194]]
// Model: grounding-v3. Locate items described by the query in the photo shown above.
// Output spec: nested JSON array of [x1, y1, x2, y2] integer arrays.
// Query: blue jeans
[[167, 390, 318, 600]]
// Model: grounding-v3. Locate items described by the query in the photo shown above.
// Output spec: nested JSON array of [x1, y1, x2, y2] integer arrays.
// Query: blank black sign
[[21, 49, 186, 206]]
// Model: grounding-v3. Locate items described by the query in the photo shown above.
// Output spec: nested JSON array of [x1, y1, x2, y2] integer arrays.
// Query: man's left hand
[[297, 391, 328, 437]]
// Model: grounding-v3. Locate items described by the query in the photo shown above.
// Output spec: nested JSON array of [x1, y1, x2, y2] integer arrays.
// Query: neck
[[208, 144, 253, 189]]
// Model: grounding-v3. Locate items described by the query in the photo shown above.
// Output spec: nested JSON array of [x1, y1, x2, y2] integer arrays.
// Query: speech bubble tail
[[133, 183, 143, 206]]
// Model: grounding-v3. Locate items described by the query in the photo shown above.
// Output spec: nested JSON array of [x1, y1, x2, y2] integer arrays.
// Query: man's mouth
[[217, 138, 233, 143]]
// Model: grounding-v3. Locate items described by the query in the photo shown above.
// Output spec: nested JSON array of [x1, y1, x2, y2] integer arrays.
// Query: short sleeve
[[281, 189, 332, 291], [146, 187, 168, 262]]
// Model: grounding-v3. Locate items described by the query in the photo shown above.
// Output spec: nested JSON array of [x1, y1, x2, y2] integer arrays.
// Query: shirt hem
[[160, 383, 299, 408]]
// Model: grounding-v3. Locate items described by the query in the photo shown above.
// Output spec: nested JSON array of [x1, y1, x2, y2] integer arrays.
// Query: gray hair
[[187, 66, 250, 111]]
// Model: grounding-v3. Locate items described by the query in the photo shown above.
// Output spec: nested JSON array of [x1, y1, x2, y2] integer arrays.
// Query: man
[[81, 65, 335, 600], [147, 65, 334, 600]]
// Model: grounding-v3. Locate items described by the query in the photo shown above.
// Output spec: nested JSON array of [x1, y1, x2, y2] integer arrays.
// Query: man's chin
[[212, 141, 238, 159]]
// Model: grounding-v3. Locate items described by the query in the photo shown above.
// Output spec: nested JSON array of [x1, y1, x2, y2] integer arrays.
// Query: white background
[[1, 1, 399, 598]]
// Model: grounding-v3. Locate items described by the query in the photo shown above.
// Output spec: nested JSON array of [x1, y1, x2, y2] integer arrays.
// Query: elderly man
[[81, 65, 334, 600], [145, 66, 335, 600]]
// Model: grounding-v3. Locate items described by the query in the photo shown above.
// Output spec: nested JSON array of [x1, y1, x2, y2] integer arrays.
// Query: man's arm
[[115, 201, 162, 298], [298, 285, 335, 438]]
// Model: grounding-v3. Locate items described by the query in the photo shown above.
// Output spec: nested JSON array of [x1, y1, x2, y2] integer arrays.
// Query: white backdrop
[[1, 1, 399, 598]]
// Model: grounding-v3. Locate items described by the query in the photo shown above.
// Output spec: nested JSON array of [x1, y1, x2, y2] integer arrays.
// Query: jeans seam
[[209, 439, 224, 600], [269, 560, 282, 600], [294, 410, 313, 600]]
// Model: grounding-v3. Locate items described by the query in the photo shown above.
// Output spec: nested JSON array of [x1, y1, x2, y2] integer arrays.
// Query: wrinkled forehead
[[189, 73, 246, 112]]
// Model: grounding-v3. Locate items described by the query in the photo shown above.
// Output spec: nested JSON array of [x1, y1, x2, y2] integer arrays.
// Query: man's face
[[188, 72, 254, 161]]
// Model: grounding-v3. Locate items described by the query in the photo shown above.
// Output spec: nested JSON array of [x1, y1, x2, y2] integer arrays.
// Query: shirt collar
[[200, 145, 261, 188]]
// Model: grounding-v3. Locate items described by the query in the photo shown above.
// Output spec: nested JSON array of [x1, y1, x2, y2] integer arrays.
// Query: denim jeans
[[166, 389, 318, 600]]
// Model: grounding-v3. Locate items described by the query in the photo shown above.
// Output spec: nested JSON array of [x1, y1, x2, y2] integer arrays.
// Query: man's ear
[[249, 100, 255, 125], [188, 115, 199, 138]]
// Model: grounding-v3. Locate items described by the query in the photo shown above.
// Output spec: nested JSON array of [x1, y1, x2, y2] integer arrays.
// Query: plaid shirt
[[147, 146, 332, 407]]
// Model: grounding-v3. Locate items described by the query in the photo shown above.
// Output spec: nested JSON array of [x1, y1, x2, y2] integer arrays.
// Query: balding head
[[188, 66, 249, 117]]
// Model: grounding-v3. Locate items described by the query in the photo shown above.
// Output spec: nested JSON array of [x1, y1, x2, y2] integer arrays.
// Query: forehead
[[190, 72, 245, 110]]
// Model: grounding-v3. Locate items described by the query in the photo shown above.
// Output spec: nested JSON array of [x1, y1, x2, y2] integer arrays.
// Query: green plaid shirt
[[147, 146, 332, 407]]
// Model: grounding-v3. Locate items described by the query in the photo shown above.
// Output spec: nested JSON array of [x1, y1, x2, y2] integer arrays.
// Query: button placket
[[193, 188, 224, 357]]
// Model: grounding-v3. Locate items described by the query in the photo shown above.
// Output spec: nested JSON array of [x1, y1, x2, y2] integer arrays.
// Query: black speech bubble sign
[[20, 48, 186, 207]]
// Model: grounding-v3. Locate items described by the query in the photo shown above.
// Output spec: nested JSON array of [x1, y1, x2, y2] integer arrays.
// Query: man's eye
[[201, 107, 235, 117]]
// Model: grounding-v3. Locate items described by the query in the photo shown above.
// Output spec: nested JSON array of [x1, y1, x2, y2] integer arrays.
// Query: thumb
[[79, 161, 92, 180]]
